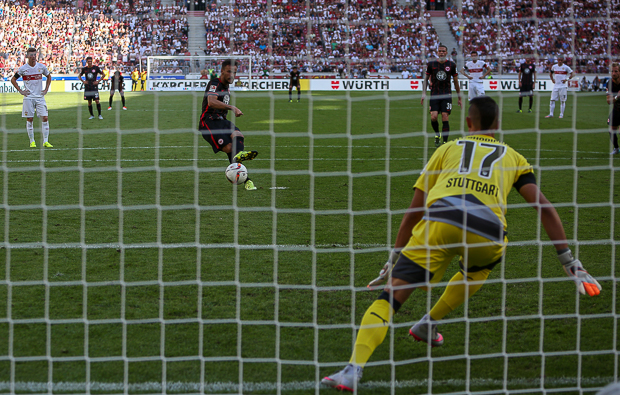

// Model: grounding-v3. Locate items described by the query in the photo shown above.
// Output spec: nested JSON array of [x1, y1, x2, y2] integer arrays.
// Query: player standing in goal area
[[10, 47, 53, 148], [607, 62, 620, 155], [200, 59, 258, 190], [545, 56, 573, 119], [79, 57, 104, 120], [422, 44, 462, 148], [517, 56, 537, 113], [289, 65, 301, 102], [108, 70, 127, 111], [322, 96, 602, 392], [460, 50, 491, 102]]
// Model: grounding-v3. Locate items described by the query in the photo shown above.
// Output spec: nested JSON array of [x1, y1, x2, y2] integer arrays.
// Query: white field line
[[0, 377, 613, 393]]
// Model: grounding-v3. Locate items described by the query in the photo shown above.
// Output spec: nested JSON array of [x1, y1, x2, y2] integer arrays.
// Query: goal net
[[0, 0, 618, 394]]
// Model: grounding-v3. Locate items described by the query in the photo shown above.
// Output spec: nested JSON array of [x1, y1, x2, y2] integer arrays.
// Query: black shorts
[[200, 118, 240, 153], [289, 82, 300, 89], [608, 109, 620, 128], [84, 86, 100, 100], [520, 84, 534, 96], [429, 97, 452, 114]]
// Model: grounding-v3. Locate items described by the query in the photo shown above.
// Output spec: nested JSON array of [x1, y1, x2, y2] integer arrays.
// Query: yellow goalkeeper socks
[[429, 269, 491, 321], [350, 299, 394, 367]]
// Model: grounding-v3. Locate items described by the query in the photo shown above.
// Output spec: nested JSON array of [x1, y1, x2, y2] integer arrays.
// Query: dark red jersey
[[426, 60, 457, 96], [201, 77, 230, 121]]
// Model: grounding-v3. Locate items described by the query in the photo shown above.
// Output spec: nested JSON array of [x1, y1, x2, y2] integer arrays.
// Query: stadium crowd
[[200, 0, 438, 76], [0, 0, 188, 78], [446, 0, 619, 74]]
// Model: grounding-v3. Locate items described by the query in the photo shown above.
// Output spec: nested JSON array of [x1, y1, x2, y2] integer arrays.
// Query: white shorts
[[551, 87, 567, 102], [22, 97, 48, 118], [468, 82, 485, 101]]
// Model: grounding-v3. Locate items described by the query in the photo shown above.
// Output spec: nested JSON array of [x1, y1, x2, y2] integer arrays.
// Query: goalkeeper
[[322, 96, 602, 392]]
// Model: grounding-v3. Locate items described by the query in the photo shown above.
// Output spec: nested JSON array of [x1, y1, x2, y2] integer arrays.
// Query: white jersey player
[[10, 48, 53, 148], [461, 51, 491, 101], [545, 57, 574, 119]]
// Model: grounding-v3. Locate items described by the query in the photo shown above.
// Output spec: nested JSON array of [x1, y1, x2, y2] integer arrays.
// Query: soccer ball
[[225, 163, 248, 184]]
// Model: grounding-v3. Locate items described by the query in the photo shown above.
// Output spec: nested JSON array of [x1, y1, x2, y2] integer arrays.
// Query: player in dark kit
[[108, 70, 127, 111], [607, 62, 620, 155], [200, 59, 259, 190], [289, 65, 301, 102], [422, 45, 462, 147], [517, 57, 536, 113], [79, 57, 104, 119]]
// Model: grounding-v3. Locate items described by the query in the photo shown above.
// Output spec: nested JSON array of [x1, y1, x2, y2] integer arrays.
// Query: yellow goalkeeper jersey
[[414, 134, 534, 242]]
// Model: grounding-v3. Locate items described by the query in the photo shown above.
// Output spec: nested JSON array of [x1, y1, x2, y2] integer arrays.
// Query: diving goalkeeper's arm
[[368, 188, 426, 289], [518, 183, 601, 296]]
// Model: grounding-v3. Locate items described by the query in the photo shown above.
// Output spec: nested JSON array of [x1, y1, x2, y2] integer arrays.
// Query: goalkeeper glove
[[367, 249, 401, 290], [558, 249, 601, 296]]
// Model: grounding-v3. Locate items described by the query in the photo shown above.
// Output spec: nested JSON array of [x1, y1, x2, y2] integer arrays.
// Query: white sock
[[549, 101, 555, 116], [560, 102, 566, 116], [42, 121, 50, 143], [26, 121, 34, 143]]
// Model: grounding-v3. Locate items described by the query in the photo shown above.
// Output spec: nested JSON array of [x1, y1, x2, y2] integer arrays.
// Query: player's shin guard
[[549, 100, 555, 116], [431, 120, 440, 136], [26, 121, 34, 143], [42, 121, 50, 143], [610, 130, 619, 149], [429, 268, 491, 321], [88, 105, 94, 116], [442, 121, 450, 143], [96, 103, 102, 115], [350, 296, 396, 368]]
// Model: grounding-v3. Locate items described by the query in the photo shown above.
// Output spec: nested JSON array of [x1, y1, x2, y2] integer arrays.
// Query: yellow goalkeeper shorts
[[392, 220, 506, 285]]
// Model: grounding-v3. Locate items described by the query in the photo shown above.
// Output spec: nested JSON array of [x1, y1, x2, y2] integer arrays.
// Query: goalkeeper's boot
[[43, 142, 53, 148], [409, 314, 444, 347], [434, 136, 440, 148], [321, 364, 363, 392], [30, 141, 36, 148], [233, 150, 258, 163], [516, 109, 522, 113], [244, 179, 257, 191], [611, 148, 620, 155]]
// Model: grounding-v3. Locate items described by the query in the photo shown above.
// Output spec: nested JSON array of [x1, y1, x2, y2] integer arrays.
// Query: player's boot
[[516, 109, 522, 113], [434, 136, 440, 148], [611, 148, 620, 155], [545, 114, 553, 118], [98, 115, 103, 120], [244, 179, 257, 191], [409, 314, 444, 347], [289, 99, 293, 103], [123, 107, 127, 110], [559, 114, 564, 119], [321, 364, 363, 392], [108, 107, 112, 110], [528, 109, 532, 113], [233, 150, 258, 163], [89, 116, 95, 120], [43, 142, 53, 148], [30, 141, 36, 148]]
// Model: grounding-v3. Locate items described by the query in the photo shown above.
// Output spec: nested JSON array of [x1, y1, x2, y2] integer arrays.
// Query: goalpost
[[146, 55, 253, 89], [1, 2, 619, 395]]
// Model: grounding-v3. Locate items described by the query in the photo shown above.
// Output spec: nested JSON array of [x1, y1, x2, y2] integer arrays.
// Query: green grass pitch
[[0, 90, 617, 394]]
